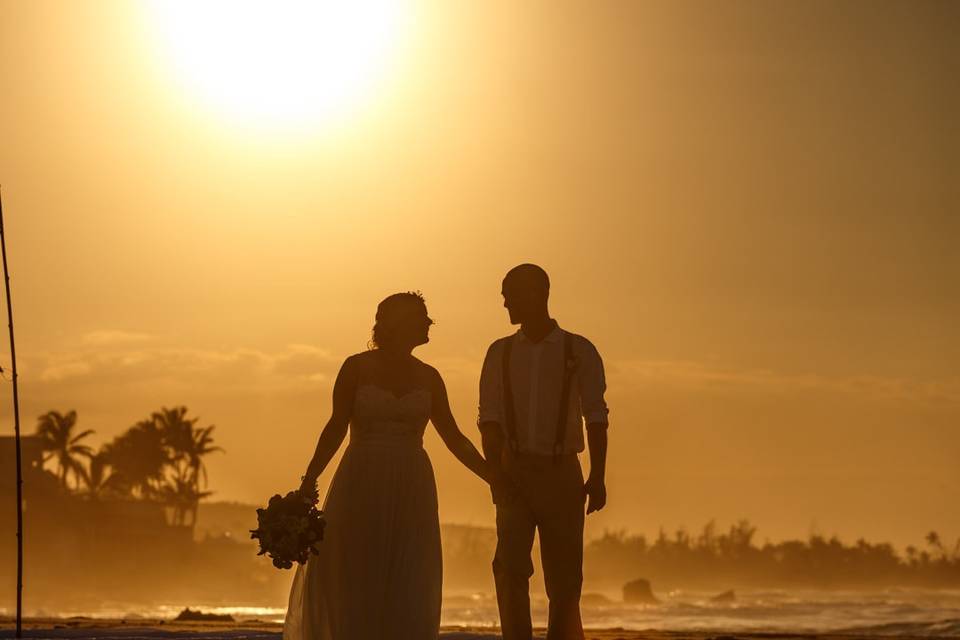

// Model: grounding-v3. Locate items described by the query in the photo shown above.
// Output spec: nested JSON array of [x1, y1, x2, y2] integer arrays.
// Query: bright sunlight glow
[[147, 0, 410, 132]]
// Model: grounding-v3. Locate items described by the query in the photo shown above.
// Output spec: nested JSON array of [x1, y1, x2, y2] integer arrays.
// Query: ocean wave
[[835, 618, 960, 637]]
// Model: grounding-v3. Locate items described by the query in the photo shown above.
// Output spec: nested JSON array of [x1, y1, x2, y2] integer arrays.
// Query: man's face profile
[[501, 272, 546, 325]]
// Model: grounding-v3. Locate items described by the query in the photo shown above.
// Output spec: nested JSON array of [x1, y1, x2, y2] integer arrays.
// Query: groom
[[479, 263, 609, 640]]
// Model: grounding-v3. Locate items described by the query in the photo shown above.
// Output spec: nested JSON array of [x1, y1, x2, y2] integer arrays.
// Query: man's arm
[[479, 339, 514, 503], [584, 423, 607, 514], [479, 421, 505, 465], [480, 421, 516, 504], [579, 337, 609, 514]]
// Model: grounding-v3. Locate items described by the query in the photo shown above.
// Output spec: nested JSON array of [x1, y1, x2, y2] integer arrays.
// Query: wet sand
[[0, 617, 922, 640]]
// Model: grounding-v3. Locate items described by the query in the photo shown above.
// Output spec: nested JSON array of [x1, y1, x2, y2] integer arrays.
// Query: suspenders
[[554, 332, 575, 460], [502, 338, 519, 452], [501, 331, 577, 460]]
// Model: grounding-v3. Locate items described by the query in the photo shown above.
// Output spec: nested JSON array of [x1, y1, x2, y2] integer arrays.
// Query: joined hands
[[488, 466, 519, 505]]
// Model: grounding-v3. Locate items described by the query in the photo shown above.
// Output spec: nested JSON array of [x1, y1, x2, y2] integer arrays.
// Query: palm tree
[[926, 531, 946, 560], [160, 476, 213, 527], [154, 406, 195, 484], [186, 423, 223, 489], [184, 422, 223, 527], [35, 410, 95, 490], [154, 407, 223, 480], [102, 420, 170, 499], [76, 450, 120, 500], [905, 545, 918, 566], [152, 406, 223, 526]]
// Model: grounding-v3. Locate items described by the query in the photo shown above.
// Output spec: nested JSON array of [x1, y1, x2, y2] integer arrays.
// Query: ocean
[[7, 589, 960, 636]]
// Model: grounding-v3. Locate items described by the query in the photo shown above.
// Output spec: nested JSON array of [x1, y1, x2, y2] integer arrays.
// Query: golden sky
[[1, 0, 957, 548]]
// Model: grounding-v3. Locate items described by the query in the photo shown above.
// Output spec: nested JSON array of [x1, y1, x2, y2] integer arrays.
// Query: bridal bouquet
[[250, 484, 326, 569]]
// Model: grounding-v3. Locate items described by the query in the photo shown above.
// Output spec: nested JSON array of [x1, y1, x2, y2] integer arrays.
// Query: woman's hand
[[298, 474, 317, 497]]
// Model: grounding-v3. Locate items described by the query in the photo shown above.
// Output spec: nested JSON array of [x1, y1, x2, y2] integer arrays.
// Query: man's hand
[[480, 421, 516, 506], [584, 423, 608, 514], [489, 466, 518, 505], [584, 474, 606, 514]]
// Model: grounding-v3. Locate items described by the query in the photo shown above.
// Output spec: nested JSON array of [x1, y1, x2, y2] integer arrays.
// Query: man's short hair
[[504, 263, 550, 292]]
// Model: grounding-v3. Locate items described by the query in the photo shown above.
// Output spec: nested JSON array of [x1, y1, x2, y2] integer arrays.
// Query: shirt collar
[[517, 322, 564, 344]]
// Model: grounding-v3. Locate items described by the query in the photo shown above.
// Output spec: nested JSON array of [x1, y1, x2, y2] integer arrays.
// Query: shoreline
[[0, 617, 942, 640]]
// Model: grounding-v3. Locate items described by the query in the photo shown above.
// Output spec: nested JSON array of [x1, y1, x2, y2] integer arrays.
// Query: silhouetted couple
[[283, 264, 609, 640]]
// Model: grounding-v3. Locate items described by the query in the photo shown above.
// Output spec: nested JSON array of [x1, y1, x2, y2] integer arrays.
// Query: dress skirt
[[283, 439, 442, 640]]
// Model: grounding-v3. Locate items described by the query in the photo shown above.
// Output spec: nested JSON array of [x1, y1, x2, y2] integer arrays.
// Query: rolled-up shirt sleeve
[[578, 339, 609, 426], [478, 340, 503, 427]]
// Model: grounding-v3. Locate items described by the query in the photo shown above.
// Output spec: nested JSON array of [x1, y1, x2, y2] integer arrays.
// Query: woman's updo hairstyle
[[369, 291, 427, 350]]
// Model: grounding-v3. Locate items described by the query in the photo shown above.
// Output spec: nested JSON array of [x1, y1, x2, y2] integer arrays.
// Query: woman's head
[[370, 291, 433, 350]]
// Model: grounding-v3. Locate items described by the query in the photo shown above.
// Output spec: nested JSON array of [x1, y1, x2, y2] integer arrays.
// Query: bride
[[283, 291, 491, 640]]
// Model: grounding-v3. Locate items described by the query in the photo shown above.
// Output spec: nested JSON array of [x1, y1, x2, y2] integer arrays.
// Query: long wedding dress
[[283, 384, 442, 640]]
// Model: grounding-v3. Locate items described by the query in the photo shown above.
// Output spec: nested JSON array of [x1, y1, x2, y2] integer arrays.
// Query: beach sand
[[0, 617, 921, 640]]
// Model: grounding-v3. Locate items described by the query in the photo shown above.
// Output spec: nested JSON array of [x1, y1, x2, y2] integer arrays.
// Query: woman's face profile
[[392, 302, 433, 347]]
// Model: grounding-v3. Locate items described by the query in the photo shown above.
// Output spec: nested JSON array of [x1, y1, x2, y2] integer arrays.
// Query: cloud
[[80, 330, 156, 346], [39, 361, 93, 382], [22, 332, 960, 412], [610, 359, 960, 405], [26, 340, 340, 397], [272, 344, 336, 377]]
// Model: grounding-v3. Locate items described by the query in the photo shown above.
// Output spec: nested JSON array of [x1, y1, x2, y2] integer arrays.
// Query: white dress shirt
[[479, 324, 608, 455]]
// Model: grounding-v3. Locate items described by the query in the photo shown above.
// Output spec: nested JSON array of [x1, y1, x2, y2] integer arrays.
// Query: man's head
[[501, 263, 550, 325]]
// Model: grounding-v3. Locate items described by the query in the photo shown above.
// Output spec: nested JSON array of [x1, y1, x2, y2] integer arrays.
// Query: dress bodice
[[349, 384, 432, 449]]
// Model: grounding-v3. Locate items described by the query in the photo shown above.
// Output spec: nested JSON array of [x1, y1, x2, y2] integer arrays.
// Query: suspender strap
[[501, 338, 519, 451], [554, 332, 576, 462]]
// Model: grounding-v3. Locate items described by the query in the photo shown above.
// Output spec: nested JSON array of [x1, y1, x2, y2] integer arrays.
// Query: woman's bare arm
[[298, 356, 357, 493], [428, 366, 490, 483]]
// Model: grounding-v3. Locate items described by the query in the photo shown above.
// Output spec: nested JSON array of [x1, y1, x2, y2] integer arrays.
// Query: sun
[[146, 0, 411, 132]]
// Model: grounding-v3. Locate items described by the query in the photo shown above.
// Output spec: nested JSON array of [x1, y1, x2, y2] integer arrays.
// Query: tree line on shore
[[584, 520, 960, 588], [26, 412, 960, 589], [33, 406, 222, 529]]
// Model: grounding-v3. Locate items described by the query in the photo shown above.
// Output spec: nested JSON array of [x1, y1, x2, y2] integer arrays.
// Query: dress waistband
[[348, 434, 424, 451], [507, 450, 578, 461]]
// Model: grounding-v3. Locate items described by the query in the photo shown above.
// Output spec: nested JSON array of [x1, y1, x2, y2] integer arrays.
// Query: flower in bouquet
[[250, 483, 325, 569]]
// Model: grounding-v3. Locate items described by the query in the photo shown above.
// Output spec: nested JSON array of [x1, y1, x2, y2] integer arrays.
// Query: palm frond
[[69, 429, 95, 445]]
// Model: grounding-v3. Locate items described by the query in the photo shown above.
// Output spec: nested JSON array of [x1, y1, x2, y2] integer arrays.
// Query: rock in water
[[174, 607, 235, 622], [581, 593, 613, 607], [622, 578, 659, 604], [711, 589, 736, 603]]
